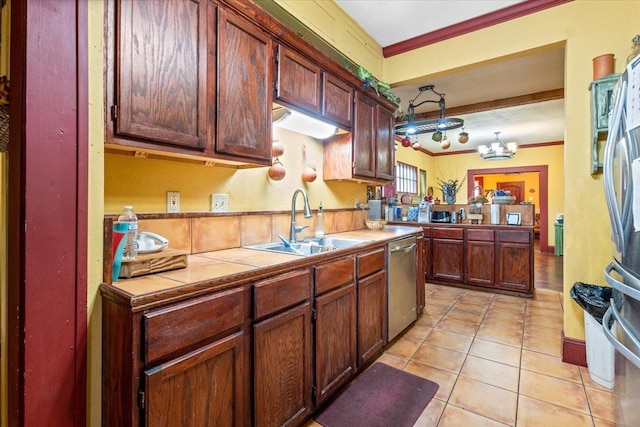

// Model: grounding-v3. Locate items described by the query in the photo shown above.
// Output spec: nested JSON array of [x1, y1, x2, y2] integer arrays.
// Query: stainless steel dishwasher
[[387, 236, 418, 340]]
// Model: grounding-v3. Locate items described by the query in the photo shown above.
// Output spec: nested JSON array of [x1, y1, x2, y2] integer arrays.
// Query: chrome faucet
[[290, 188, 313, 243]]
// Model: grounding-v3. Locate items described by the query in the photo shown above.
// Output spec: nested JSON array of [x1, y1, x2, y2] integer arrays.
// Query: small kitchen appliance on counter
[[417, 201, 432, 223], [431, 210, 451, 223]]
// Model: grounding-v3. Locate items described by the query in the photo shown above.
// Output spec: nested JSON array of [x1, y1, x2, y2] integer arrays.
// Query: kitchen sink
[[243, 237, 371, 256]]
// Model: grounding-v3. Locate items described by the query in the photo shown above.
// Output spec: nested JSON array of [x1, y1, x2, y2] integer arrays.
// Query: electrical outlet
[[354, 198, 360, 208], [167, 191, 180, 213], [211, 194, 228, 212]]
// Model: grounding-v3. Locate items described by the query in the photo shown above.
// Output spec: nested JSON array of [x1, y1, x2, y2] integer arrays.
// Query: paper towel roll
[[491, 204, 500, 225]]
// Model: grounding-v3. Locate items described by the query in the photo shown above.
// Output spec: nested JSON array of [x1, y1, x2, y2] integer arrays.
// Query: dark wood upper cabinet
[[375, 104, 395, 181], [275, 44, 323, 116], [216, 7, 273, 162], [353, 92, 377, 179], [114, 0, 208, 150], [322, 73, 354, 129]]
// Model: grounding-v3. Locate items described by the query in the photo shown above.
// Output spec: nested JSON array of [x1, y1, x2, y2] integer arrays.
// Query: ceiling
[[334, 0, 566, 154]]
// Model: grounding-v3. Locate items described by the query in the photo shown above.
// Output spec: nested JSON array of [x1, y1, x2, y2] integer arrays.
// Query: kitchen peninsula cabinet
[[465, 229, 496, 287], [253, 270, 313, 427], [314, 257, 357, 406], [431, 227, 465, 282], [419, 224, 533, 296], [497, 230, 533, 292], [356, 249, 387, 366]]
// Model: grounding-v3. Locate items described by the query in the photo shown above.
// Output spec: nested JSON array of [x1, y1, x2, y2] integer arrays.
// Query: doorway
[[467, 165, 550, 253]]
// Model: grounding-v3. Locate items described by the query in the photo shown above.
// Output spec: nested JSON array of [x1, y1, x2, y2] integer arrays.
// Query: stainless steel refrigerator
[[602, 53, 640, 426]]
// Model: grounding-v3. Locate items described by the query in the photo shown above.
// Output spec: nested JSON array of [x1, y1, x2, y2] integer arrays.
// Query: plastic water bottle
[[118, 206, 139, 260]]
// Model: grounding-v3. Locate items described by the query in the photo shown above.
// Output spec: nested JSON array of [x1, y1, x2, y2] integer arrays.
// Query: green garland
[[343, 60, 401, 108]]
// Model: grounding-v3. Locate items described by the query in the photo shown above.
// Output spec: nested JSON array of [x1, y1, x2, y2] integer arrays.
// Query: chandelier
[[394, 85, 465, 136], [478, 132, 517, 160]]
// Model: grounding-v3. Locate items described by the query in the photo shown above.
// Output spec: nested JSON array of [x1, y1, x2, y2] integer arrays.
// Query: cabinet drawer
[[498, 230, 531, 244], [466, 229, 494, 242], [357, 248, 385, 278], [432, 227, 464, 240], [254, 269, 312, 320], [143, 287, 245, 364], [315, 257, 355, 295]]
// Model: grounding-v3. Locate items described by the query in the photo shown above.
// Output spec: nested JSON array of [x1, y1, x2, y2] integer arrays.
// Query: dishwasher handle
[[390, 243, 416, 254]]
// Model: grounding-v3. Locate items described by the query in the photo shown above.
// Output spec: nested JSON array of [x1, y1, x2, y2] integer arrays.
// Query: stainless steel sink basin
[[243, 237, 371, 256]]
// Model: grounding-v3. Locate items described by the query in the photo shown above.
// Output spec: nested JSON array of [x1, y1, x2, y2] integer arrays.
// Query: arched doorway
[[467, 165, 550, 253]]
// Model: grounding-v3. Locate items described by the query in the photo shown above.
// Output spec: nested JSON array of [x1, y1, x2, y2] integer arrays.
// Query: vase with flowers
[[437, 173, 466, 205]]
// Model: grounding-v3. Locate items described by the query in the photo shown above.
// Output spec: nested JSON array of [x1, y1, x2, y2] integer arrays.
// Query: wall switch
[[211, 194, 228, 212], [167, 191, 180, 213]]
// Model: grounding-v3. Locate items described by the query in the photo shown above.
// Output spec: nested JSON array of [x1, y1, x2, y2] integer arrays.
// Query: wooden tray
[[119, 248, 189, 279]]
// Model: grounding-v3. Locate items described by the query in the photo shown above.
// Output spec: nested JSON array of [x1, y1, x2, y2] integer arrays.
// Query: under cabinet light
[[273, 109, 337, 140]]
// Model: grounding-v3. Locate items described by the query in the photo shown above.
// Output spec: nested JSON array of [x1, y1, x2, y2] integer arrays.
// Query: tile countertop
[[100, 225, 422, 311]]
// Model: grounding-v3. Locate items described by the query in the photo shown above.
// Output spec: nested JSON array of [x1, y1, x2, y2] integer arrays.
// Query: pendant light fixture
[[478, 132, 517, 160], [394, 85, 465, 136]]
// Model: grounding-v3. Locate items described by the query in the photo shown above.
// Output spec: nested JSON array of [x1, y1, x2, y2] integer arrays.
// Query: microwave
[[431, 211, 451, 223]]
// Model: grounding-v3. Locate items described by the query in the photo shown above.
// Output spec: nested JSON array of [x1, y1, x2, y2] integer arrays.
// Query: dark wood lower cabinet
[[498, 243, 532, 291], [423, 225, 533, 296], [144, 331, 245, 427], [314, 283, 357, 406], [357, 271, 387, 366], [254, 302, 312, 427], [431, 238, 464, 282], [465, 240, 496, 286]]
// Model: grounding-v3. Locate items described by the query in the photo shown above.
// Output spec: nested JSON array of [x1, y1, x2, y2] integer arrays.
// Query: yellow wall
[[480, 172, 540, 208], [105, 127, 367, 214], [382, 0, 637, 340]]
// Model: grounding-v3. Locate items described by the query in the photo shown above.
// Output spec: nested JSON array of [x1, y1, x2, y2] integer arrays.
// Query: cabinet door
[[115, 0, 207, 149], [314, 283, 356, 406], [498, 243, 532, 292], [323, 73, 354, 129], [254, 303, 313, 427], [216, 8, 272, 163], [375, 105, 395, 181], [352, 92, 376, 179], [431, 238, 464, 282], [144, 331, 245, 427], [357, 271, 387, 366], [275, 45, 322, 115], [465, 241, 496, 287]]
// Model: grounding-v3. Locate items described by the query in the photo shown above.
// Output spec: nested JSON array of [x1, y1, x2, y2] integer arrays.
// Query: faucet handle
[[295, 225, 309, 233]]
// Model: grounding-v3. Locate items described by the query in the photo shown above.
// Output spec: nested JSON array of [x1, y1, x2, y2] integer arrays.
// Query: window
[[395, 162, 418, 194]]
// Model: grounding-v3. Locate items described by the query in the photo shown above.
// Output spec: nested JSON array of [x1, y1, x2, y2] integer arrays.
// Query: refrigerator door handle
[[605, 260, 640, 302], [603, 80, 628, 255], [603, 305, 640, 370]]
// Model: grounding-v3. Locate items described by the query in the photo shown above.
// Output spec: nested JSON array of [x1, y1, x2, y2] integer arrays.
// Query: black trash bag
[[570, 282, 612, 325]]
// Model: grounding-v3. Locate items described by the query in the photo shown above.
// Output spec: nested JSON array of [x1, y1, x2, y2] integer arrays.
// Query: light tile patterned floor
[[376, 284, 618, 427]]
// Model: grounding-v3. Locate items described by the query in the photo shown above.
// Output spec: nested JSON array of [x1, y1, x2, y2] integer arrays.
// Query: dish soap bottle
[[315, 202, 324, 238]]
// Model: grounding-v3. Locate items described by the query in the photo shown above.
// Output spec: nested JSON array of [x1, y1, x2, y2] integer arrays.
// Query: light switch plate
[[167, 191, 180, 213], [211, 194, 228, 212]]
